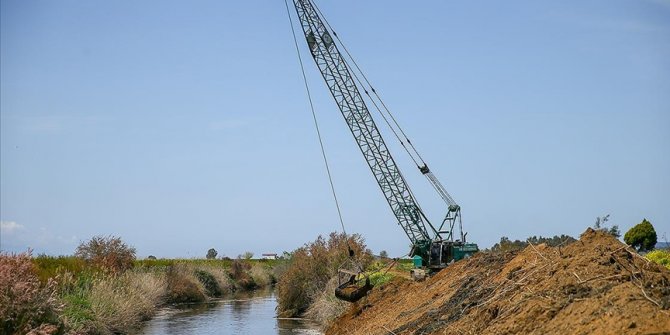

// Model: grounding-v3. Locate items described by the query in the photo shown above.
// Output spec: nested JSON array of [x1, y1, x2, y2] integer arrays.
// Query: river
[[139, 288, 322, 335]]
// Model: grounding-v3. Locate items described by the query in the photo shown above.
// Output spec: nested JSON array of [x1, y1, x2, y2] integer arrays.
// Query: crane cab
[[428, 240, 479, 270]]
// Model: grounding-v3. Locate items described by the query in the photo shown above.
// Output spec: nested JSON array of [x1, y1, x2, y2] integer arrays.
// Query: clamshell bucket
[[334, 263, 373, 302]]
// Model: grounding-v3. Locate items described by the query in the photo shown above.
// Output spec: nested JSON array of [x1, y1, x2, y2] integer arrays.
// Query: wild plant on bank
[[204, 267, 234, 294], [304, 277, 348, 326], [165, 264, 206, 303], [276, 232, 372, 317], [75, 236, 136, 274], [88, 271, 167, 334], [0, 251, 63, 334], [249, 264, 272, 288]]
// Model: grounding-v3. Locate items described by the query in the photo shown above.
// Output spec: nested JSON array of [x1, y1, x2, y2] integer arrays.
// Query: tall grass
[[13, 255, 278, 334], [88, 271, 167, 334], [304, 277, 348, 326]]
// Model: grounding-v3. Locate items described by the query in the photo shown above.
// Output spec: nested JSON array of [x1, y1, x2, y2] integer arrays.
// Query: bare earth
[[327, 229, 670, 335]]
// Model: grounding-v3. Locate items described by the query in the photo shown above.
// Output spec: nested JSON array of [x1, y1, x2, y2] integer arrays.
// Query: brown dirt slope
[[327, 229, 670, 335]]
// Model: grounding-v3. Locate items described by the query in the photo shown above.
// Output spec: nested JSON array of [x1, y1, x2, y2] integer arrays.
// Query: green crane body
[[291, 0, 478, 269]]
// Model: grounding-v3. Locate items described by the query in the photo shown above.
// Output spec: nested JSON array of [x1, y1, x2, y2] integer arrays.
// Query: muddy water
[[139, 288, 322, 335]]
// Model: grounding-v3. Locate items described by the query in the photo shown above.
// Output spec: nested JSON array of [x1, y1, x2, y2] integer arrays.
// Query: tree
[[379, 250, 389, 259], [624, 219, 657, 251], [75, 235, 136, 273], [491, 236, 527, 252], [608, 225, 621, 238], [240, 251, 254, 260], [206, 248, 218, 259], [594, 214, 620, 238]]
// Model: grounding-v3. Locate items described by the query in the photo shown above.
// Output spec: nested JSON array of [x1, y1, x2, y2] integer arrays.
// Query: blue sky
[[1, 0, 669, 258]]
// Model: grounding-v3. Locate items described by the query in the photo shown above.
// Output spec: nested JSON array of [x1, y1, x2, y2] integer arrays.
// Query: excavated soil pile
[[327, 229, 670, 335]]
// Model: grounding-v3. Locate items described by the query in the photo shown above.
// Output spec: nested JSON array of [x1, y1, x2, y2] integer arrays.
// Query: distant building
[[262, 253, 277, 260]]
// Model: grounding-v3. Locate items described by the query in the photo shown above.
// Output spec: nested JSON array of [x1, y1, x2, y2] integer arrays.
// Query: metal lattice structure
[[292, 0, 435, 249]]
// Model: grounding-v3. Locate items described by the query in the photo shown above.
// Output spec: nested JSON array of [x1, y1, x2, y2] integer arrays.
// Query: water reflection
[[139, 288, 322, 335]]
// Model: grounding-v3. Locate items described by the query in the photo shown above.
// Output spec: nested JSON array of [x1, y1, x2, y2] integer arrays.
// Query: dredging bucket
[[334, 269, 373, 302]]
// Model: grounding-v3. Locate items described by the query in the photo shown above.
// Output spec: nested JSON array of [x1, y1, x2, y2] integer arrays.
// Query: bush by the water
[[0, 251, 63, 334], [276, 232, 372, 317], [75, 235, 136, 273], [195, 269, 222, 297], [166, 265, 207, 303], [10, 252, 274, 334]]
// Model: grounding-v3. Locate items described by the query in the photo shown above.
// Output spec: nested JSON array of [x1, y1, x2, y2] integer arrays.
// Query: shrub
[[304, 277, 348, 326], [646, 249, 670, 270], [0, 251, 63, 334], [230, 260, 256, 290], [165, 265, 206, 303], [195, 270, 222, 297], [206, 249, 218, 260], [204, 267, 234, 294], [75, 236, 136, 274], [276, 232, 372, 317], [249, 265, 272, 288], [240, 251, 254, 260], [624, 219, 657, 251]]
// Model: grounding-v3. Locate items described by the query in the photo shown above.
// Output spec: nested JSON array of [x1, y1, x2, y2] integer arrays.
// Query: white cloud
[[0, 221, 24, 234]]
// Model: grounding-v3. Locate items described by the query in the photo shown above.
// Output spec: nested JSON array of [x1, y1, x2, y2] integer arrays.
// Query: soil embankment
[[327, 229, 670, 335]]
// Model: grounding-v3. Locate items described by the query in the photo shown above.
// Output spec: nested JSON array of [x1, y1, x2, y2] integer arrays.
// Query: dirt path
[[327, 229, 670, 335]]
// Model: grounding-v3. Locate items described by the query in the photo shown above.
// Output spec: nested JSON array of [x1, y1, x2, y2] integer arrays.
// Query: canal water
[[139, 288, 322, 335]]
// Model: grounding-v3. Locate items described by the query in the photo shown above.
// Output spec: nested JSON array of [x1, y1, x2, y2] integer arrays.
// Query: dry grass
[[25, 253, 276, 334], [276, 232, 372, 317], [249, 265, 272, 288], [205, 267, 234, 294], [88, 271, 167, 334], [305, 276, 348, 327], [165, 264, 207, 303]]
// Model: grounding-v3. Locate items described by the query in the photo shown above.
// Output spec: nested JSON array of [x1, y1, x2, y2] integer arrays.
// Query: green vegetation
[[276, 232, 372, 318], [624, 219, 657, 251], [195, 269, 222, 297], [0, 251, 62, 335], [646, 249, 670, 270], [491, 234, 576, 252], [593, 214, 621, 238], [206, 248, 218, 259], [75, 235, 136, 274], [1, 236, 279, 335], [363, 260, 395, 286]]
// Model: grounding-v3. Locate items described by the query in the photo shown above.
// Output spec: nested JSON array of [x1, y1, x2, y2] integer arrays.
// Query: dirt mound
[[326, 229, 670, 335]]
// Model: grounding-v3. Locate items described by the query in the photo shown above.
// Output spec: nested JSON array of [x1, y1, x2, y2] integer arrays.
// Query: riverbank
[[140, 287, 321, 335], [1, 252, 279, 335], [326, 229, 670, 334]]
